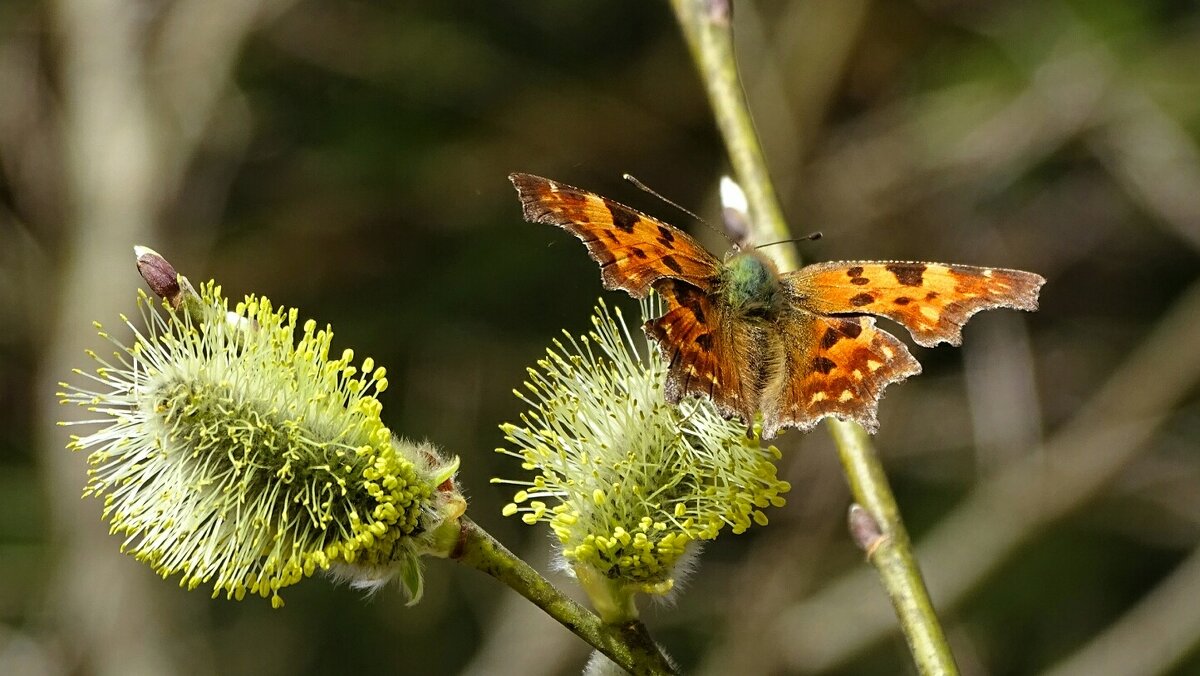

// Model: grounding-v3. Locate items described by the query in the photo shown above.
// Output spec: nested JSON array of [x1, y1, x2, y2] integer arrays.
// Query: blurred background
[[2, 0, 1199, 674]]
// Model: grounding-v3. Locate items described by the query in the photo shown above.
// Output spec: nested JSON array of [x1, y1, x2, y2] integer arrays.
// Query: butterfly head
[[720, 249, 782, 315]]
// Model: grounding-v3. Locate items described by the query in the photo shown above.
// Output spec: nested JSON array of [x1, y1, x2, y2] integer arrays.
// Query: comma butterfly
[[510, 173, 1045, 439]]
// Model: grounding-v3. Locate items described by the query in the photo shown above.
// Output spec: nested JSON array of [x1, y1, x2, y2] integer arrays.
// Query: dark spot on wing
[[812, 356, 837, 374], [847, 266, 863, 278], [696, 333, 713, 351], [925, 291, 939, 301], [605, 199, 639, 233], [558, 189, 587, 206], [662, 255, 684, 275], [839, 319, 863, 339], [850, 293, 875, 307], [630, 247, 647, 259], [886, 263, 926, 287], [893, 296, 911, 305], [657, 225, 675, 244], [821, 327, 841, 350], [850, 277, 870, 286]]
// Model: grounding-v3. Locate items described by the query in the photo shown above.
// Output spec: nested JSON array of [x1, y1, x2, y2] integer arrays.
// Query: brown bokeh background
[[2, 1, 1199, 674]]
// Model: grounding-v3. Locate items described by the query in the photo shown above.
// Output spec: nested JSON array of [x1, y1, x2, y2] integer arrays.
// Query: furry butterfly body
[[510, 173, 1045, 438]]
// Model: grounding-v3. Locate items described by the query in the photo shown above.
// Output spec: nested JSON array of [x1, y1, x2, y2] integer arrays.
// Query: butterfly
[[509, 173, 1045, 439]]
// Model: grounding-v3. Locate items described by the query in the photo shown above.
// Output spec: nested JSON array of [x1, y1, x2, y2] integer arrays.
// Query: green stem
[[830, 423, 959, 675], [669, 1, 958, 674], [669, 0, 798, 273], [453, 518, 676, 676]]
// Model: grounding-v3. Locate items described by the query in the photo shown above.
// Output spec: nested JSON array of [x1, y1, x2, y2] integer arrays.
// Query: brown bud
[[135, 246, 181, 304], [848, 504, 886, 559]]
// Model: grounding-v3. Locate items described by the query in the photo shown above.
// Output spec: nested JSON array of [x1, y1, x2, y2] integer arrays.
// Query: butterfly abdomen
[[720, 251, 783, 316]]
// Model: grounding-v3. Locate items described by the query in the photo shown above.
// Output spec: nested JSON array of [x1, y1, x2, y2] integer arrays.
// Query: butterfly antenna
[[623, 174, 734, 244], [623, 174, 705, 223], [755, 232, 823, 250]]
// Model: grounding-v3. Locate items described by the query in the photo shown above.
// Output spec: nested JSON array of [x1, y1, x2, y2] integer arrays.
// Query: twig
[[669, 0, 796, 273], [668, 1, 959, 674], [829, 423, 960, 674], [460, 544, 583, 676], [453, 518, 676, 676]]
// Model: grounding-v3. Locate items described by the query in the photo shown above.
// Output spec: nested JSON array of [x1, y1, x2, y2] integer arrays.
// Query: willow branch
[[453, 518, 676, 676], [669, 0, 797, 272], [830, 423, 960, 675], [669, 1, 958, 673]]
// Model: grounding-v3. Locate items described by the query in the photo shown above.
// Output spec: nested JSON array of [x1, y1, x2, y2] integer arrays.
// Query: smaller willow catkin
[[494, 299, 789, 611]]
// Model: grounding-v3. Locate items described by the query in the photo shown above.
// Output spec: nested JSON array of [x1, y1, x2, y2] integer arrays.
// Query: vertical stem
[[669, 0, 798, 272], [831, 423, 959, 675], [669, 1, 959, 673]]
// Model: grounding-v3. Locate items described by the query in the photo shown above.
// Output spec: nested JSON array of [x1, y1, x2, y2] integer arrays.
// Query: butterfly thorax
[[719, 250, 783, 316]]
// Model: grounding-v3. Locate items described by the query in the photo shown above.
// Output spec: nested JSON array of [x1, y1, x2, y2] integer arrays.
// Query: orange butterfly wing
[[785, 261, 1045, 347], [509, 173, 720, 297], [644, 280, 766, 425], [762, 314, 921, 437], [755, 260, 1044, 436]]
